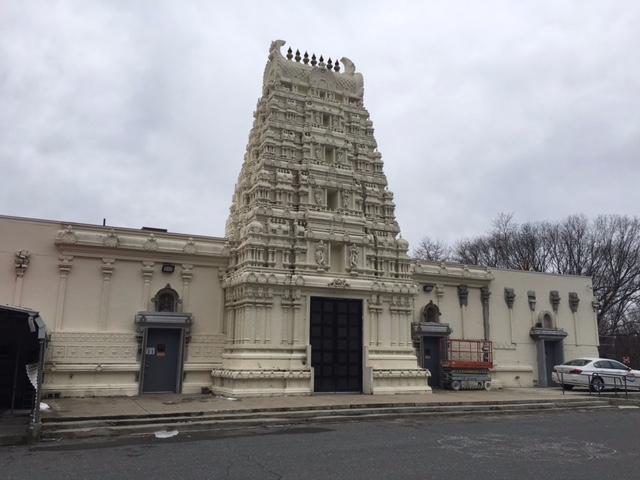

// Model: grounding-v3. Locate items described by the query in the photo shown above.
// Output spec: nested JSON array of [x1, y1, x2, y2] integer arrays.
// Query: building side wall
[[0, 216, 228, 397]]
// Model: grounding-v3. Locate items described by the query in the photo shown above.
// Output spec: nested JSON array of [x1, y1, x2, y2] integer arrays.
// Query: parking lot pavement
[[2, 407, 639, 479]]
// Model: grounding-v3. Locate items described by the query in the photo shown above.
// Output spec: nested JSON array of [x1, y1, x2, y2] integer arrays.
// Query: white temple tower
[[211, 40, 429, 396]]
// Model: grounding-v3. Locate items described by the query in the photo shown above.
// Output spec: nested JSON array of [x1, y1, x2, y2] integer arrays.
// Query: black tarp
[[0, 306, 47, 422]]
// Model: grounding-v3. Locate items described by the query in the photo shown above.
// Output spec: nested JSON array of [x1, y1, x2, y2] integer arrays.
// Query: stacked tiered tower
[[212, 40, 428, 396]]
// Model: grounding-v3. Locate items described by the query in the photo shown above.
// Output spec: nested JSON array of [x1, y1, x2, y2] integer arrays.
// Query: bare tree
[[439, 213, 640, 335], [413, 237, 451, 262]]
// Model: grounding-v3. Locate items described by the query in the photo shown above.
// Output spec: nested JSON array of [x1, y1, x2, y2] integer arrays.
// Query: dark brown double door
[[310, 297, 363, 393]]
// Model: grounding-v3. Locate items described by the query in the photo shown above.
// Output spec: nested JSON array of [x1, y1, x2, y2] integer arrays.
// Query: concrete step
[[40, 399, 613, 441], [41, 396, 607, 424]]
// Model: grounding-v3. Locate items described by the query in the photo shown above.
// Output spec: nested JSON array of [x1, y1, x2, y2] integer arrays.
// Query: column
[[54, 255, 73, 331], [504, 288, 516, 344], [180, 264, 193, 312], [98, 258, 115, 331], [140, 262, 154, 310], [457, 285, 468, 339], [481, 287, 491, 341]]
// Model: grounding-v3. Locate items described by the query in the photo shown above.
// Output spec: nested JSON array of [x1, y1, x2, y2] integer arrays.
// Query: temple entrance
[[310, 297, 362, 393]]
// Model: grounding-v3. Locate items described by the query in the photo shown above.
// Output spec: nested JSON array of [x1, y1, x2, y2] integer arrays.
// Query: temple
[[0, 41, 599, 404]]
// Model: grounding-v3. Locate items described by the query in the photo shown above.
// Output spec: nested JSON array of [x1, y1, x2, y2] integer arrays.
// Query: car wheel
[[562, 384, 574, 391], [590, 376, 605, 392], [483, 381, 491, 391], [450, 380, 462, 391]]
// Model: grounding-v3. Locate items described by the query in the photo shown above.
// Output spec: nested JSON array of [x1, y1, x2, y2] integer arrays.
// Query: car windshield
[[563, 359, 591, 366]]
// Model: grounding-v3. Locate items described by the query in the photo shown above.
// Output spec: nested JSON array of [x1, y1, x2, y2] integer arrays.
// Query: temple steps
[[40, 398, 613, 441]]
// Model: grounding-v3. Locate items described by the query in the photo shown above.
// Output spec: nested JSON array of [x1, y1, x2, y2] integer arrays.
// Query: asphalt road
[[1, 409, 639, 480]]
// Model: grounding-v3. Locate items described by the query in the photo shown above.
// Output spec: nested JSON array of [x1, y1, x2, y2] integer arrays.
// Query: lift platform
[[440, 338, 493, 390]]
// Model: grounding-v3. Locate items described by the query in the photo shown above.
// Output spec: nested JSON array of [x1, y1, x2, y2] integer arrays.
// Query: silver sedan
[[552, 357, 640, 392]]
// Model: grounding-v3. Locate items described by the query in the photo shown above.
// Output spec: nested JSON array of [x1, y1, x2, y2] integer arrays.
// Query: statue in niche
[[337, 149, 345, 164], [342, 190, 351, 209], [315, 241, 327, 267], [314, 188, 324, 205], [349, 244, 359, 269], [314, 143, 323, 161]]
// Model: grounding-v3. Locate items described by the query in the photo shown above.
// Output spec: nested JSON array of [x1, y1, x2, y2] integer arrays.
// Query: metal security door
[[310, 298, 362, 393], [422, 337, 442, 388], [142, 328, 181, 393]]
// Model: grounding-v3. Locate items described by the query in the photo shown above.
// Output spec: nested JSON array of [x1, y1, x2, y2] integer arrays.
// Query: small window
[[152, 285, 180, 313], [326, 189, 338, 210], [543, 313, 553, 328], [158, 293, 176, 312]]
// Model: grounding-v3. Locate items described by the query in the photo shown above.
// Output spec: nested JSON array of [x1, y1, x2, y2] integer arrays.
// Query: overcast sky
[[1, 1, 639, 249]]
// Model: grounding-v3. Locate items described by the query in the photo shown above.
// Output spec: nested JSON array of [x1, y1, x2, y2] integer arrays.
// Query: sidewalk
[[41, 387, 587, 420]]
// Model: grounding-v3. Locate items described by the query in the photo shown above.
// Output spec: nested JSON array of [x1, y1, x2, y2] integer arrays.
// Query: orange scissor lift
[[440, 338, 493, 390]]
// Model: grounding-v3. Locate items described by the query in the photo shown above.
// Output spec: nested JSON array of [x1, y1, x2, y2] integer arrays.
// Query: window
[[152, 285, 180, 313], [158, 293, 176, 312], [326, 189, 338, 210], [423, 302, 440, 323]]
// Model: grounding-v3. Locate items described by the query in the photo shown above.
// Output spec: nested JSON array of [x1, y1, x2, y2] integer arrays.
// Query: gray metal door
[[544, 341, 562, 387], [422, 337, 441, 387], [142, 328, 181, 393]]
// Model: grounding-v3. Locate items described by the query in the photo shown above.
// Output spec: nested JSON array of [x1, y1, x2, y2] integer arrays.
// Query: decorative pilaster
[[569, 292, 580, 344], [435, 284, 444, 307], [457, 285, 468, 339], [550, 290, 561, 313], [54, 255, 73, 331], [504, 288, 516, 344], [140, 262, 154, 310], [13, 249, 30, 306], [181, 264, 194, 312], [481, 287, 491, 341], [98, 258, 115, 331], [527, 290, 536, 327]]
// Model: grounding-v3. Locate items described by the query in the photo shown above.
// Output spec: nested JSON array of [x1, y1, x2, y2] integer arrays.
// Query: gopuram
[[214, 40, 427, 395]]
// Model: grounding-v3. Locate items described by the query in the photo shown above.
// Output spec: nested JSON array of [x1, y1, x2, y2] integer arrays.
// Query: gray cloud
[[1, 1, 639, 247]]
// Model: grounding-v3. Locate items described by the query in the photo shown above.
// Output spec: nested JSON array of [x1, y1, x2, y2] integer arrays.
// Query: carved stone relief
[[527, 291, 536, 311], [568, 292, 580, 313], [504, 288, 516, 309], [550, 290, 561, 313]]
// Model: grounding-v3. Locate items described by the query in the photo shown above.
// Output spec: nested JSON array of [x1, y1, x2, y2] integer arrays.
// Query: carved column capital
[[181, 264, 194, 282], [480, 287, 491, 305], [101, 258, 115, 280], [550, 290, 561, 313], [504, 288, 516, 309], [457, 285, 469, 307], [527, 290, 536, 311], [14, 249, 31, 278], [141, 261, 155, 278], [568, 292, 580, 313], [58, 255, 73, 275]]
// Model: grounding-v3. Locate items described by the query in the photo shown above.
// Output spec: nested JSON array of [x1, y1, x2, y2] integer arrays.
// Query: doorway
[[421, 337, 442, 388], [544, 340, 563, 387], [310, 297, 362, 393], [141, 328, 182, 393]]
